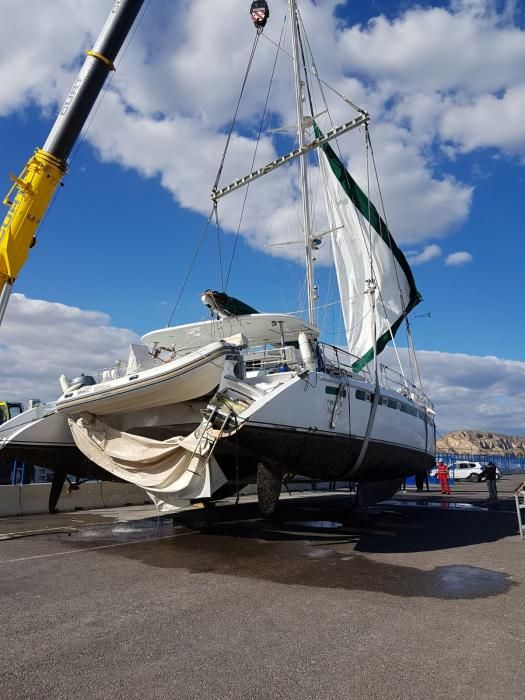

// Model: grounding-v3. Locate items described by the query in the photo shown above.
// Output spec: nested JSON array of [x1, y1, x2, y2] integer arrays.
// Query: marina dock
[[1, 476, 523, 699]]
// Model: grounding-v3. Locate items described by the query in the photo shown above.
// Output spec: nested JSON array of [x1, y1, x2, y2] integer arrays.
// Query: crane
[[0, 0, 146, 327]]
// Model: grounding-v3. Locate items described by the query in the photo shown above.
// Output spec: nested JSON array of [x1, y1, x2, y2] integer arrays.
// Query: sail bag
[[316, 126, 421, 371]]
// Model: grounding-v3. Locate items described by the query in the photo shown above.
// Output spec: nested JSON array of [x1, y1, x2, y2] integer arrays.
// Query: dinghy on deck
[[55, 335, 245, 416]]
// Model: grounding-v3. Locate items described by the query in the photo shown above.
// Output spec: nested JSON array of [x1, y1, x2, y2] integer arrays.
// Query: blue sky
[[1, 0, 525, 434]]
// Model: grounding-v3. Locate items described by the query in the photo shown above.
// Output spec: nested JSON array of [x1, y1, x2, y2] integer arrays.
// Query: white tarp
[[68, 412, 227, 508], [317, 138, 420, 371]]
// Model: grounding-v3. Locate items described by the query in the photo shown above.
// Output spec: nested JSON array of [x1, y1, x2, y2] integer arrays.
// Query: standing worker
[[437, 461, 451, 495], [480, 461, 498, 503]]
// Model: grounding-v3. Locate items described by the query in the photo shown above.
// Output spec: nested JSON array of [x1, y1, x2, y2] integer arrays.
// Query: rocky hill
[[437, 430, 525, 456]]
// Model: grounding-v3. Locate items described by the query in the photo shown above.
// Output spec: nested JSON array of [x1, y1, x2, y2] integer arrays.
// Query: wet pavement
[[0, 477, 524, 699]]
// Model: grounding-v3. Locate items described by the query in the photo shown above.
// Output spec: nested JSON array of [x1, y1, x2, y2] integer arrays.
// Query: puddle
[[45, 497, 517, 600], [305, 546, 334, 559], [92, 527, 515, 600], [285, 520, 344, 529], [384, 499, 488, 511], [76, 519, 173, 542], [436, 565, 511, 597]]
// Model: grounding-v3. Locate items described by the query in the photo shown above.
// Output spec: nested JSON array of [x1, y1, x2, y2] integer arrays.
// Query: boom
[[0, 0, 145, 326]]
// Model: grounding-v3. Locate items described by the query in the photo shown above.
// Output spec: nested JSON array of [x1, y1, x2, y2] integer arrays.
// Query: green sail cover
[[315, 125, 421, 371]]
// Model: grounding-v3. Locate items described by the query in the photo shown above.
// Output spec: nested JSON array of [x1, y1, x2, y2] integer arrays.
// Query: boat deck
[[1, 477, 524, 699]]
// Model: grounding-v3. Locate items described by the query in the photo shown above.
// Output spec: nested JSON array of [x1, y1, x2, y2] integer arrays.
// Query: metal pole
[[211, 114, 368, 201], [44, 0, 146, 162], [289, 0, 316, 326], [0, 282, 13, 326]]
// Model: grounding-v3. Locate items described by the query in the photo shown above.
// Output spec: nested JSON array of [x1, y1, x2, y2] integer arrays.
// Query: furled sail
[[315, 125, 421, 371]]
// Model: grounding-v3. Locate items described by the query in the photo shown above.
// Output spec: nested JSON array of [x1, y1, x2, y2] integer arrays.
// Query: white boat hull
[[0, 403, 71, 450], [211, 370, 435, 482], [56, 340, 235, 416], [0, 400, 205, 475]]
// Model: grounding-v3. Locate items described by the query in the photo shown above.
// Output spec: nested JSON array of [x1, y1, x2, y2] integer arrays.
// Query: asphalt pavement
[[0, 476, 524, 699]]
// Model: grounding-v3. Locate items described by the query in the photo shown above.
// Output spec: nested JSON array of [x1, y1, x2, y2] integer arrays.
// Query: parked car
[[430, 461, 502, 482]]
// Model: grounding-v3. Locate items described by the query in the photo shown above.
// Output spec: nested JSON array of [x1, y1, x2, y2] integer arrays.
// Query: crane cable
[[224, 14, 287, 290], [211, 32, 261, 196], [208, 31, 260, 290], [167, 29, 264, 325], [165, 206, 215, 327]]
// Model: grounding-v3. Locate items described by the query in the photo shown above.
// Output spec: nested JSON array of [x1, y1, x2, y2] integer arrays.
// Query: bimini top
[[142, 314, 319, 356]]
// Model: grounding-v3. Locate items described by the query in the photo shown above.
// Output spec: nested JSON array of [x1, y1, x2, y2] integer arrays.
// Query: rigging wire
[[362, 127, 414, 384], [261, 31, 366, 115], [165, 207, 215, 327], [298, 9, 419, 379], [286, 289, 367, 316], [213, 206, 225, 291], [167, 26, 267, 321], [223, 15, 287, 289], [296, 19, 315, 118], [297, 12, 352, 344], [300, 7, 419, 387], [366, 129, 424, 390], [212, 32, 261, 195]]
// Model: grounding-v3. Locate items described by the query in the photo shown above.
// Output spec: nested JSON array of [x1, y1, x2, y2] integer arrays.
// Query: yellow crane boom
[[0, 0, 145, 325], [0, 150, 65, 289]]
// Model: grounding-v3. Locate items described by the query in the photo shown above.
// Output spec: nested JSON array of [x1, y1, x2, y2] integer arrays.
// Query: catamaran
[[0, 0, 435, 513]]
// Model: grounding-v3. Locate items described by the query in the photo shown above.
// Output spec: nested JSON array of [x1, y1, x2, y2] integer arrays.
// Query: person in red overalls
[[437, 461, 451, 495]]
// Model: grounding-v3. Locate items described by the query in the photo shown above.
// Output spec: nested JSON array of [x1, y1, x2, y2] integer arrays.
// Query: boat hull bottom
[[2, 421, 433, 509], [221, 423, 433, 482]]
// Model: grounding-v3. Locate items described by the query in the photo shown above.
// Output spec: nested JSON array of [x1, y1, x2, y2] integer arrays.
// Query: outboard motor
[[59, 373, 96, 393], [71, 374, 96, 388], [250, 1, 269, 31]]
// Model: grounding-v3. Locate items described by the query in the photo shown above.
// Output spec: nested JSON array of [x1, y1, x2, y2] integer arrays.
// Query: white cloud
[[0, 0, 109, 116], [0, 294, 138, 403], [0, 0, 498, 262], [384, 346, 525, 435], [340, 0, 525, 95], [342, 122, 473, 241], [445, 251, 473, 266], [418, 348, 525, 435], [406, 244, 442, 266], [340, 0, 525, 161], [439, 86, 525, 156]]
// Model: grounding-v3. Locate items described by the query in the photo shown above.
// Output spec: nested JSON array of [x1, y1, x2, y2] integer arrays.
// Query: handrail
[[318, 341, 432, 409]]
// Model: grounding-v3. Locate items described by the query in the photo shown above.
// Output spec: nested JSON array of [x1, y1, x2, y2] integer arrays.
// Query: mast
[[0, 0, 145, 328], [289, 0, 316, 326]]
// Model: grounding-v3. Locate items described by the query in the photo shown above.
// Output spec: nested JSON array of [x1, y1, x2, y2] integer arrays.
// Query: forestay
[[316, 125, 421, 371]]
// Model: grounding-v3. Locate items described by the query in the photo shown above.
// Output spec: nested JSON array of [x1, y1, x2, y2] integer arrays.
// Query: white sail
[[317, 129, 421, 371]]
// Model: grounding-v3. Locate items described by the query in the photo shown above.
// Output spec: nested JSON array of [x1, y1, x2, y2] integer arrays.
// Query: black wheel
[[468, 473, 481, 482]]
